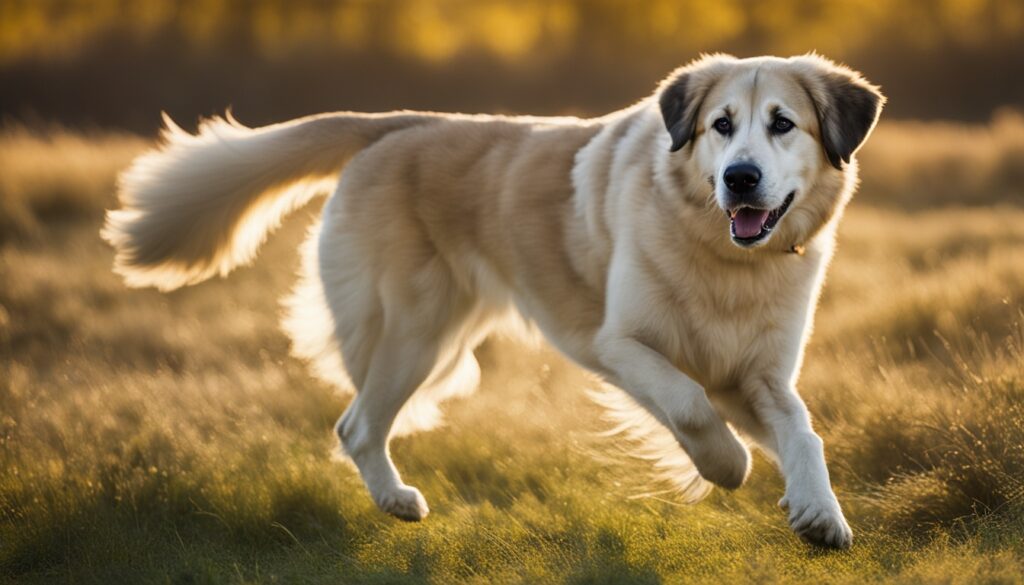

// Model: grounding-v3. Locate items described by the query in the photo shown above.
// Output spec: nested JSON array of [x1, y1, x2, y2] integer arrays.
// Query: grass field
[[2, 116, 1024, 583]]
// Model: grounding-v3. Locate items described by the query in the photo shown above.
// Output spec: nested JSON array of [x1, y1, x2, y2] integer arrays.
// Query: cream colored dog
[[103, 54, 883, 548]]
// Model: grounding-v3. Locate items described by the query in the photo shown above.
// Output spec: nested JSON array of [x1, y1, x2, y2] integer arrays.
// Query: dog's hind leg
[[388, 345, 482, 437], [335, 337, 438, 521], [331, 266, 473, 521]]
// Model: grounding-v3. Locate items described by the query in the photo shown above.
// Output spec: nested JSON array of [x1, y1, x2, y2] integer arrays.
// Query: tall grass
[[0, 127, 144, 242], [858, 110, 1024, 208], [2, 117, 1024, 582]]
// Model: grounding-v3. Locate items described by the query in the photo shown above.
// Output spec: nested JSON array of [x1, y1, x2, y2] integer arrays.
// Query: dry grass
[[858, 110, 1024, 208], [2, 118, 1024, 583], [0, 127, 145, 242]]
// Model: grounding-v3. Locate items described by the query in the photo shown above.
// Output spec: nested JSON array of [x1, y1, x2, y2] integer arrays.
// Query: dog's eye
[[713, 117, 732, 135], [771, 117, 794, 134]]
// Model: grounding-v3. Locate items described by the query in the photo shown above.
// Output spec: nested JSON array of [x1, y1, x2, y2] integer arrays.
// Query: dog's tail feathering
[[102, 111, 434, 291]]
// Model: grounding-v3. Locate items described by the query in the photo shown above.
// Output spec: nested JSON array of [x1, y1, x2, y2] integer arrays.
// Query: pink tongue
[[733, 208, 770, 238]]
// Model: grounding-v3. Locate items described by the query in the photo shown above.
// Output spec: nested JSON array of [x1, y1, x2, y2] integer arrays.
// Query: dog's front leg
[[750, 383, 853, 549], [594, 333, 751, 489]]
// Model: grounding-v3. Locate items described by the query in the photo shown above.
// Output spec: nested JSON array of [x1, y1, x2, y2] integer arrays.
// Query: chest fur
[[634, 247, 822, 392]]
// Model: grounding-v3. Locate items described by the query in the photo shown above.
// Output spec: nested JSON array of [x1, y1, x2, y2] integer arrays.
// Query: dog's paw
[[375, 485, 430, 521], [785, 490, 852, 549], [680, 422, 751, 490]]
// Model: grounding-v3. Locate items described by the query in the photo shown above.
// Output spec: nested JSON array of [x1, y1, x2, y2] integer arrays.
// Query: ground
[[1, 119, 1023, 583]]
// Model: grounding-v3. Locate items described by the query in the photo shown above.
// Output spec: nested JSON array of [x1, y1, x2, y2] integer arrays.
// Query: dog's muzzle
[[727, 191, 795, 246]]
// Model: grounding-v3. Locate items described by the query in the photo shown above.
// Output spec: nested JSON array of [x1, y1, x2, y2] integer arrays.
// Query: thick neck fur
[[571, 99, 854, 291]]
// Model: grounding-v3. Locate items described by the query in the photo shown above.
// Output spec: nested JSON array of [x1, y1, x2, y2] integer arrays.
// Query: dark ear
[[796, 56, 885, 169], [658, 55, 735, 152], [659, 73, 697, 152]]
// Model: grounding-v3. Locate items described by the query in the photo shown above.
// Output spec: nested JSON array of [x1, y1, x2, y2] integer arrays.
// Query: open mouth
[[728, 191, 795, 245]]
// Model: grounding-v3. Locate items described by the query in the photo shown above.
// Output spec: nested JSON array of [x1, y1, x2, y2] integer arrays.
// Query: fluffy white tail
[[103, 111, 434, 291]]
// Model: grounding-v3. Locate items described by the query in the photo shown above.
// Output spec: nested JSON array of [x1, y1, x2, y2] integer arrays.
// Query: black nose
[[724, 163, 761, 195]]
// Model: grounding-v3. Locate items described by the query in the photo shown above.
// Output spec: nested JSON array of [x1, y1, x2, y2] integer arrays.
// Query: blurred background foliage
[[1, 0, 1022, 133]]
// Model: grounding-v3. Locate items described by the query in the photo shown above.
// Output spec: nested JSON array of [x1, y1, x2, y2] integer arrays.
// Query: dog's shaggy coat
[[103, 54, 884, 548]]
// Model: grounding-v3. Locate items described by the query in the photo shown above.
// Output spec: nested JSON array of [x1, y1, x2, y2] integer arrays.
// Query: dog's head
[[658, 54, 884, 252]]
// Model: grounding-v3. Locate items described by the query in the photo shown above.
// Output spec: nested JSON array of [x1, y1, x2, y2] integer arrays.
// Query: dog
[[102, 54, 884, 549]]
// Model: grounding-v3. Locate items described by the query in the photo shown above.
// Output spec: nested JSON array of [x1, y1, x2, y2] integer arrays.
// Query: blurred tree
[[0, 0, 1020, 129]]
